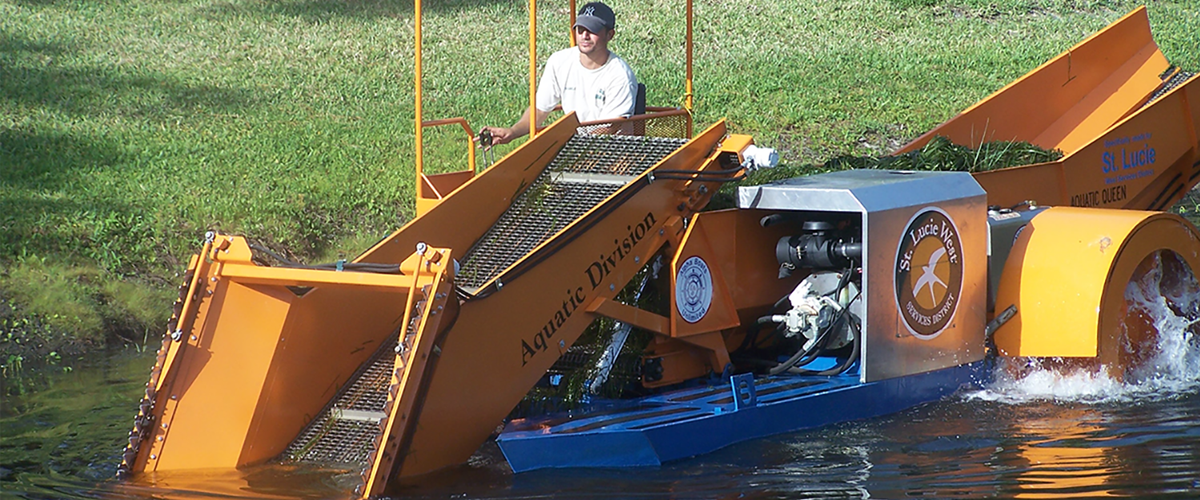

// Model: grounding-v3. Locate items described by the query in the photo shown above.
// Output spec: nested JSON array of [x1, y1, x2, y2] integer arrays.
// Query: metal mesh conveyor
[[280, 134, 684, 467], [1144, 70, 1195, 108], [283, 338, 398, 465], [456, 134, 688, 290]]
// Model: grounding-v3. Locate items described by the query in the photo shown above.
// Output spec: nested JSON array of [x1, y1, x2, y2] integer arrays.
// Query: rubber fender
[[992, 207, 1200, 369]]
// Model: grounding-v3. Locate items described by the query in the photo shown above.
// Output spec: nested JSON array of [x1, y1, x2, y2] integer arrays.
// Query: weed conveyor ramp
[[285, 133, 690, 475], [115, 114, 748, 496]]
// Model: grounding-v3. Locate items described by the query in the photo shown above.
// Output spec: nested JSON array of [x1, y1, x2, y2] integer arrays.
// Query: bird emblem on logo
[[912, 246, 948, 306]]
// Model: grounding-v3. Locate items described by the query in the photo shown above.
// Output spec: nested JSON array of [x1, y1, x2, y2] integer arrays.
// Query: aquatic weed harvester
[[117, 4, 1200, 497]]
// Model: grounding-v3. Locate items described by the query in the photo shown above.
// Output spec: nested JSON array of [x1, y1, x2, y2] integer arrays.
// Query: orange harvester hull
[[120, 114, 754, 495]]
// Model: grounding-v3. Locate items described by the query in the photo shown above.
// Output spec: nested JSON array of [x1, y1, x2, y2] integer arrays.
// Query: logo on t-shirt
[[594, 88, 607, 108]]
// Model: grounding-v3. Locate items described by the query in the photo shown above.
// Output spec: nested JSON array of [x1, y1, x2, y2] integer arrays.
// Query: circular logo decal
[[676, 256, 712, 324], [895, 208, 964, 340]]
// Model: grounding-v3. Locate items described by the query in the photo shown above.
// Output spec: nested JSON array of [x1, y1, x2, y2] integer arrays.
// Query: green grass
[[2, 0, 1199, 360]]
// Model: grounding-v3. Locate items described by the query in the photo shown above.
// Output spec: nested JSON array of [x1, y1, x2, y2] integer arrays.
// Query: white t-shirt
[[535, 47, 637, 123]]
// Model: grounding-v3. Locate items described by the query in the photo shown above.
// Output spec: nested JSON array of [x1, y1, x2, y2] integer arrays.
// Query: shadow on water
[[1, 350, 153, 494], [3, 251, 1198, 498], [3, 294, 1200, 499]]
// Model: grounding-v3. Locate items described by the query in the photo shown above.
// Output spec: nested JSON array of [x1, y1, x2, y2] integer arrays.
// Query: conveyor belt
[[456, 134, 687, 290], [283, 337, 398, 465], [280, 134, 685, 467], [1144, 70, 1195, 108]]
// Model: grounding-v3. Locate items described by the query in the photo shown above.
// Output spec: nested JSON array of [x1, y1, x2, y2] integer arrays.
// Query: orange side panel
[[900, 7, 1168, 154], [139, 238, 426, 473], [238, 286, 409, 464], [970, 161, 1063, 208], [903, 7, 1200, 212], [150, 281, 295, 470], [1032, 40, 1164, 153], [417, 170, 477, 216], [681, 209, 808, 343], [385, 122, 730, 481], [700, 209, 799, 312], [975, 74, 1200, 210], [671, 215, 740, 338]]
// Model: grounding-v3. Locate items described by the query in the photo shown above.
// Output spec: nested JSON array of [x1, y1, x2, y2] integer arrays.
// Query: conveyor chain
[[456, 134, 687, 290]]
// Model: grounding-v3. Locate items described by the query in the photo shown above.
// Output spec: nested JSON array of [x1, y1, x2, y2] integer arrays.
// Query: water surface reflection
[[4, 326, 1198, 499]]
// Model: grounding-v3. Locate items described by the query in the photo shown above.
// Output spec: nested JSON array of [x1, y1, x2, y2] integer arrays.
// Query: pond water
[[3, 266, 1199, 499]]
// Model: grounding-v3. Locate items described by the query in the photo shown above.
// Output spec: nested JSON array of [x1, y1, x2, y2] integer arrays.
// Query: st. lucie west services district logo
[[894, 208, 964, 340]]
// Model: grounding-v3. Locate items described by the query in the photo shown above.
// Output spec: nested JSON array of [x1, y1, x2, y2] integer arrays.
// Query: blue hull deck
[[497, 361, 992, 472]]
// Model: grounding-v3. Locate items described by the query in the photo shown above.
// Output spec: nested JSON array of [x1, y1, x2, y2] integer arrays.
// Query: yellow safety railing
[[421, 117, 477, 175], [413, 0, 697, 192]]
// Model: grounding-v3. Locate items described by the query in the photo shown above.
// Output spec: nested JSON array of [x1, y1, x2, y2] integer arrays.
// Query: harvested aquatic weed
[[826, 136, 1063, 173]]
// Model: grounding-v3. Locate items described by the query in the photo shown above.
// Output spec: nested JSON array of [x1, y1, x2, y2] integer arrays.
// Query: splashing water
[[970, 251, 1200, 404], [1124, 251, 1200, 391]]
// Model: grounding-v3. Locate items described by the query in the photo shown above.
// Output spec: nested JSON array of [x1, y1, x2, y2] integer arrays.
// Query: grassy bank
[[3, 0, 1199, 365]]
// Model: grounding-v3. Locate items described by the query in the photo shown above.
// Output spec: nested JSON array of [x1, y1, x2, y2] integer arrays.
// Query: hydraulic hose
[[785, 313, 860, 376], [654, 165, 745, 176], [767, 337, 824, 375], [652, 171, 747, 183], [756, 314, 780, 325], [766, 284, 862, 376], [248, 242, 403, 274], [734, 295, 795, 354], [766, 311, 839, 375], [652, 164, 749, 183]]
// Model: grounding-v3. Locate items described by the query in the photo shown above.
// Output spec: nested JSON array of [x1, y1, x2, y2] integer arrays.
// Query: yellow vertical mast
[[528, 0, 538, 138], [414, 0, 424, 185], [685, 0, 694, 136]]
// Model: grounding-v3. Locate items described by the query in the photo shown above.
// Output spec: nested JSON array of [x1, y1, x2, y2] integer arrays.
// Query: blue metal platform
[[497, 360, 991, 472]]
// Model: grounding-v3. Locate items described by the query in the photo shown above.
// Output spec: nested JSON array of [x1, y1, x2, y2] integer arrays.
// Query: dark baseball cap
[[574, 2, 616, 34]]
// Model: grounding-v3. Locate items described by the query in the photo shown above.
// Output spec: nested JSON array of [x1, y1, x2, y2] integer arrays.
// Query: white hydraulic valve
[[742, 145, 779, 170], [770, 272, 857, 350]]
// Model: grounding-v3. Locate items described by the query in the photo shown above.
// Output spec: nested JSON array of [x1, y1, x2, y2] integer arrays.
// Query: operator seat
[[634, 83, 646, 115]]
